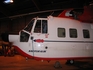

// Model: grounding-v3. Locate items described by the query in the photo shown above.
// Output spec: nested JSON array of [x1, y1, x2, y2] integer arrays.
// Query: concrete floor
[[0, 55, 93, 70]]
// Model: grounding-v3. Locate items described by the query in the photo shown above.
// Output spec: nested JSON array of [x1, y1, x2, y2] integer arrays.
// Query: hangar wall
[[0, 16, 33, 40]]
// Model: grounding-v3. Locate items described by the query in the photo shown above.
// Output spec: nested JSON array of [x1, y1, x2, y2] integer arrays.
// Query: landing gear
[[66, 60, 74, 65], [54, 61, 62, 68], [54, 60, 74, 68], [26, 57, 28, 61]]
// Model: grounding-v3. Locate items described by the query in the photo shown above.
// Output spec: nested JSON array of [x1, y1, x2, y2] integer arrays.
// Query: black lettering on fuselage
[[29, 50, 46, 53]]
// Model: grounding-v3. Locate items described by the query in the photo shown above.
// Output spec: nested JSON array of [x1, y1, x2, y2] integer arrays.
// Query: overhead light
[[4, 0, 13, 4]]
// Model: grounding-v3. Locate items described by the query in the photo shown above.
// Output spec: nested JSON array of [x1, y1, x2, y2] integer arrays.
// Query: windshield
[[24, 19, 35, 32]]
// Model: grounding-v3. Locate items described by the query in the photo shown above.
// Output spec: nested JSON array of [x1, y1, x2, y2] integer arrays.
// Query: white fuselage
[[9, 16, 93, 60]]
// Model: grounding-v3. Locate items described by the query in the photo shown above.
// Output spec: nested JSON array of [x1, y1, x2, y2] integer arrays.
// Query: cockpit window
[[20, 31, 30, 42], [34, 20, 41, 33], [24, 19, 35, 32], [34, 20, 48, 33], [42, 20, 47, 33]]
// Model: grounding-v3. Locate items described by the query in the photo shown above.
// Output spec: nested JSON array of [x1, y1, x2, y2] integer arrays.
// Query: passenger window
[[34, 20, 41, 33], [58, 28, 65, 37], [83, 29, 90, 38], [69, 28, 77, 38]]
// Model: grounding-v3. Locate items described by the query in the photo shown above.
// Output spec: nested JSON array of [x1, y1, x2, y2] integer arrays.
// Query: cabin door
[[32, 19, 48, 56]]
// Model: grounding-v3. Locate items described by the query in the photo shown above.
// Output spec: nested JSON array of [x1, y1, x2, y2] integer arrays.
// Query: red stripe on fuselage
[[13, 45, 93, 60]]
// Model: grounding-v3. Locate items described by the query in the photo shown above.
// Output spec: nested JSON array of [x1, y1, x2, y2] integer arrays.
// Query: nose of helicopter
[[1, 33, 9, 42]]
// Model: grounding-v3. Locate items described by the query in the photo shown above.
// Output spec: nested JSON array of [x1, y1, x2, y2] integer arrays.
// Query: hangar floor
[[0, 55, 93, 70]]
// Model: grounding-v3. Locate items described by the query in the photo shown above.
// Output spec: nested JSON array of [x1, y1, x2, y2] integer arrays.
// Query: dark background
[[0, 0, 93, 37]]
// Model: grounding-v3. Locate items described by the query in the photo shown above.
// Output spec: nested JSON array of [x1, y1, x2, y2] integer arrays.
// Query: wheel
[[66, 60, 74, 65], [70, 60, 74, 64]]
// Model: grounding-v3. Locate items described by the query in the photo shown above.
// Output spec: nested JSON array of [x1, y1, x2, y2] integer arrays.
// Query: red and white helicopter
[[1, 5, 93, 65]]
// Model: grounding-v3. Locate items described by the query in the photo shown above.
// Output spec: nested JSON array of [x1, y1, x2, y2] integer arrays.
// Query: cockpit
[[20, 18, 48, 42]]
